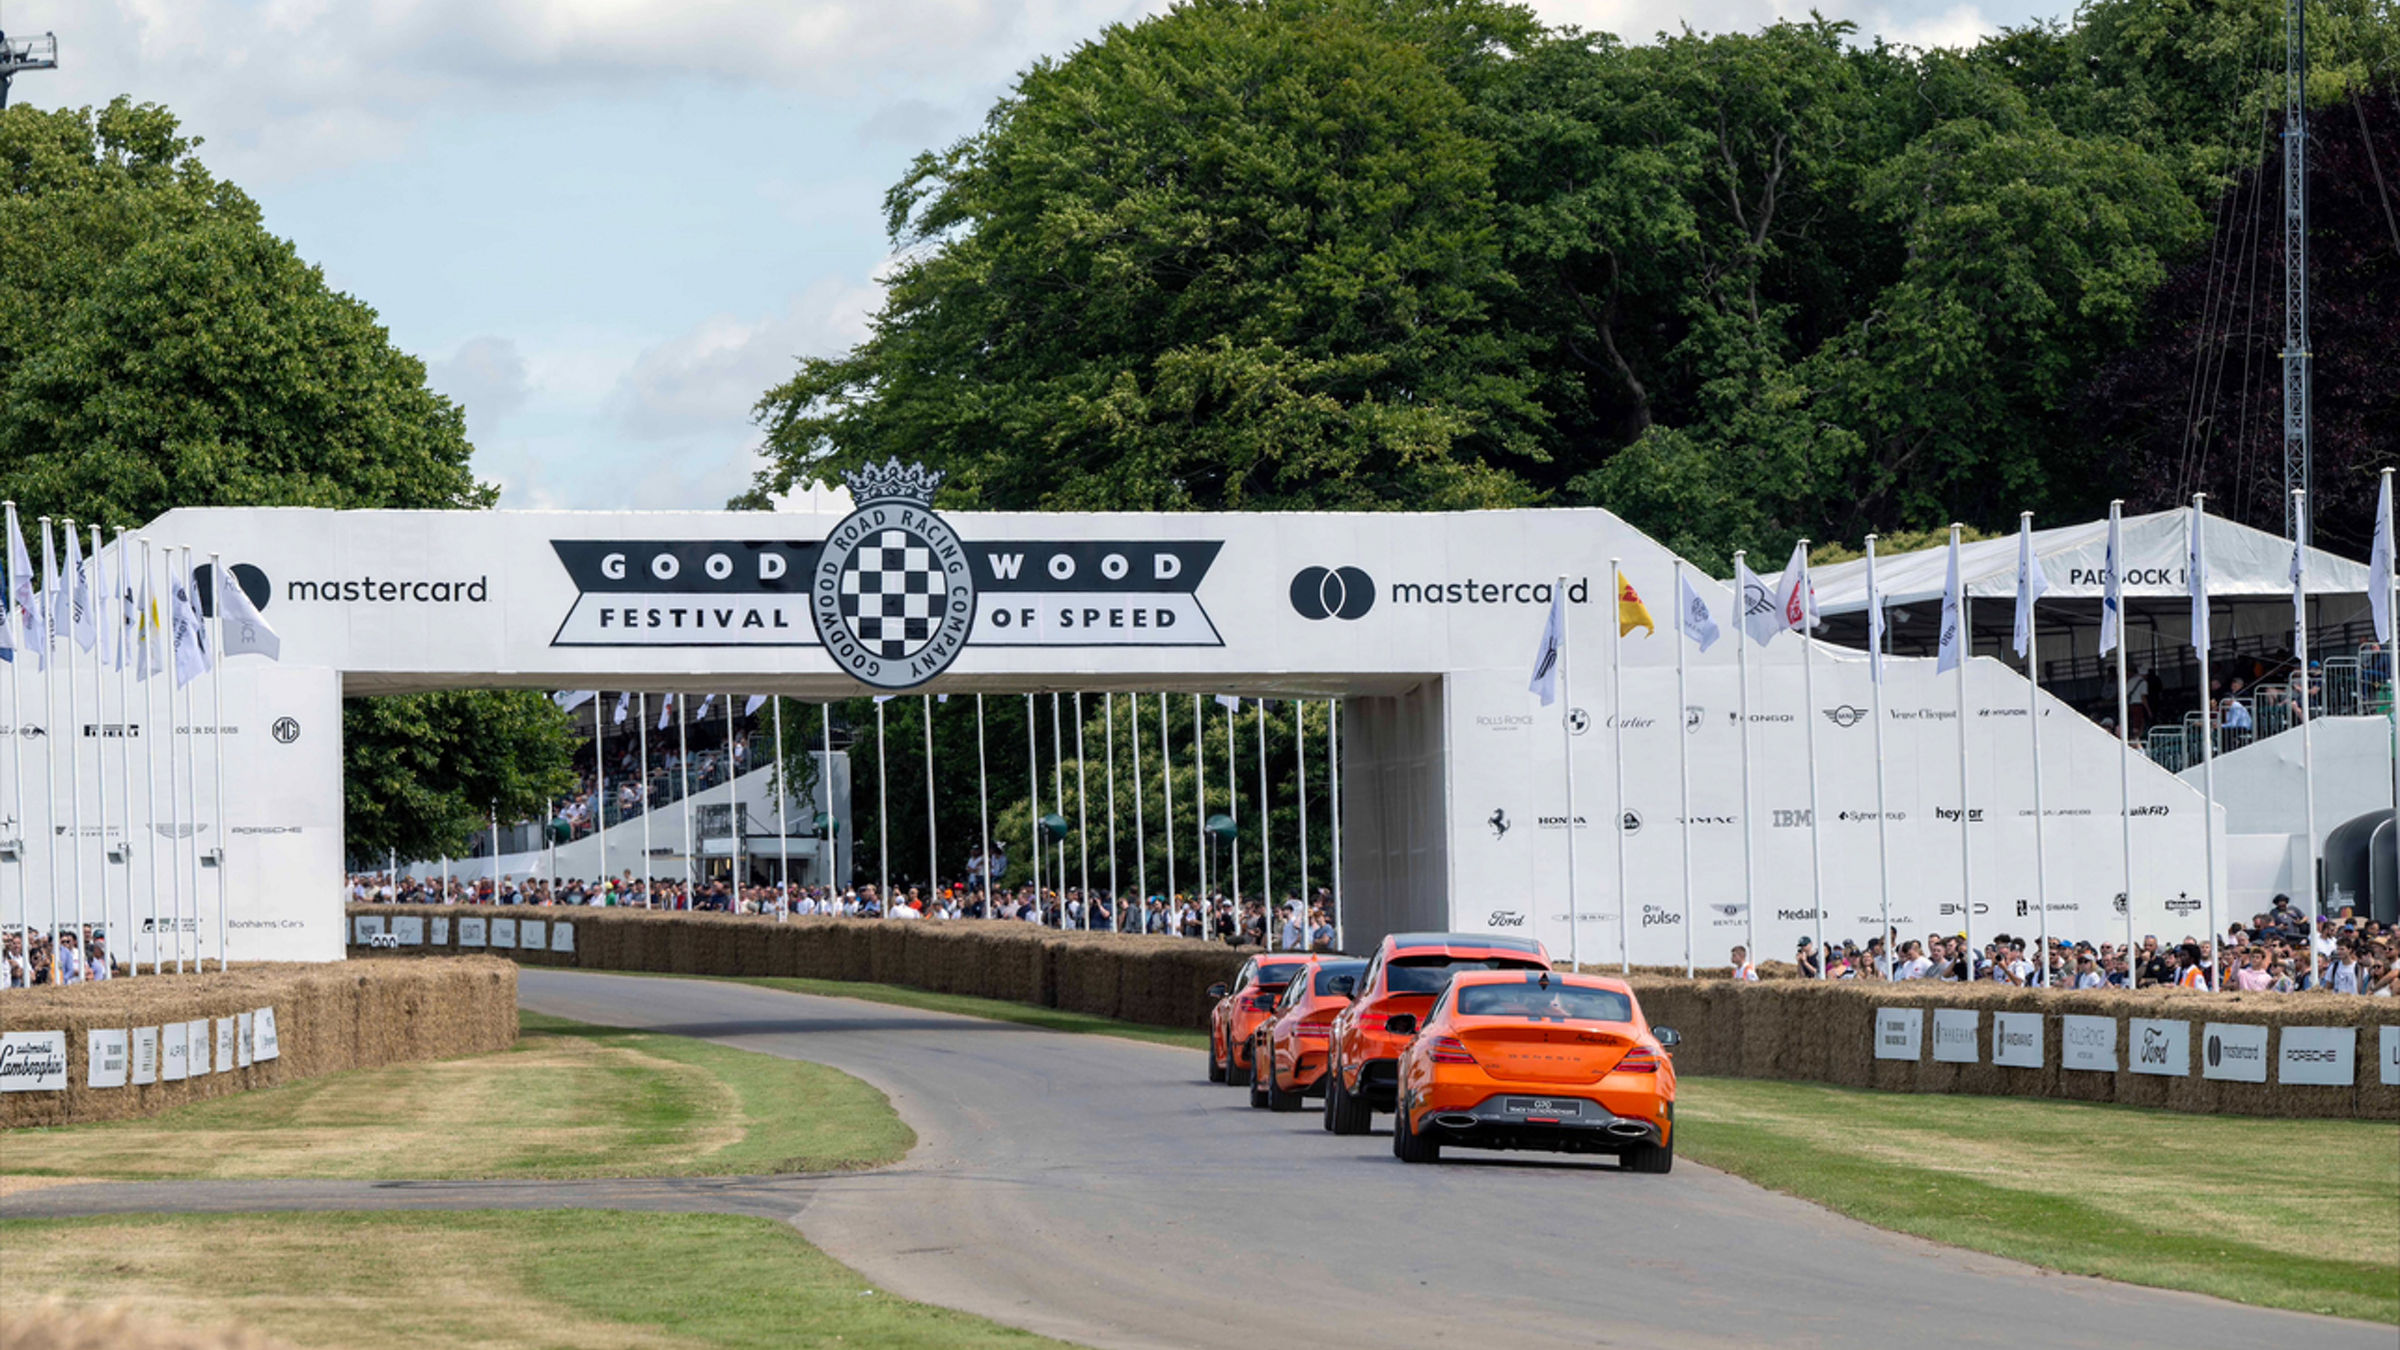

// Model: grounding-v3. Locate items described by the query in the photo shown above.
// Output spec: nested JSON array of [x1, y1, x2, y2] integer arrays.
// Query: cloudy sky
[[13, 0, 2066, 510]]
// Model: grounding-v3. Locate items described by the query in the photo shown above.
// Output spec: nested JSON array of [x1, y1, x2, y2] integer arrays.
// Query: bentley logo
[[811, 460, 977, 689]]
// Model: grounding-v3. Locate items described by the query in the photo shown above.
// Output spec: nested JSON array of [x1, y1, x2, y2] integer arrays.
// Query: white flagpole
[[93, 529, 115, 974], [1733, 552, 1756, 972], [1225, 697, 1239, 923], [676, 694, 694, 901], [441, 852, 449, 903], [2110, 502, 2134, 981], [1558, 572, 1582, 972], [1328, 698, 1344, 953], [2193, 495, 2221, 980], [36, 518, 61, 960], [1191, 694, 1208, 941], [1105, 693, 1119, 927], [2021, 513, 2050, 985], [1296, 698, 1311, 950], [1800, 544, 1827, 979], [142, 538, 172, 971], [1255, 697, 1269, 947], [820, 701, 836, 895], [921, 695, 937, 900], [2293, 490, 2318, 977], [545, 797, 555, 892], [637, 693, 653, 906], [728, 694, 743, 898], [1951, 526, 1974, 979], [876, 695, 889, 909], [489, 805, 501, 893], [1609, 558, 1630, 974], [1673, 559, 1695, 978], [594, 693, 608, 900], [1056, 693, 1071, 929], [0, 502, 22, 957], [974, 693, 992, 912], [2383, 469, 2398, 898], [177, 547, 204, 967], [1868, 535, 1892, 982], [1131, 694, 1148, 923], [112, 530, 137, 972], [1160, 693, 1178, 936], [1074, 692, 1089, 928], [59, 520, 88, 967], [773, 698, 789, 915], [208, 550, 230, 970], [1027, 693, 1042, 920]]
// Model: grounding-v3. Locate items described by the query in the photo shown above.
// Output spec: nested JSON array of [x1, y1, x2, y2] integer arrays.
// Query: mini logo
[[1620, 809, 1643, 835], [1822, 705, 1868, 728], [1683, 705, 1704, 733], [1487, 808, 1510, 839], [812, 460, 976, 689], [1567, 708, 1590, 735], [1289, 566, 1375, 620], [1488, 909, 1526, 928], [271, 717, 301, 744]]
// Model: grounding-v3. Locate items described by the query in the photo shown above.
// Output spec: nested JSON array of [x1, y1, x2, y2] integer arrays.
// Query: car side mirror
[[1206, 983, 1230, 1000], [1385, 1014, 1418, 1037], [1331, 976, 1356, 997], [1654, 1027, 1681, 1049]]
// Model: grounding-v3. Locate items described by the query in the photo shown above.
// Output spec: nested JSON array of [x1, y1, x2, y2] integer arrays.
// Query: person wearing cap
[[1795, 937, 1821, 980]]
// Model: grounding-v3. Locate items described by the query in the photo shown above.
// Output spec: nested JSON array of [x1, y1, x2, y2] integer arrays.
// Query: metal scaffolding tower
[[0, 24, 57, 110], [2281, 0, 2312, 545]]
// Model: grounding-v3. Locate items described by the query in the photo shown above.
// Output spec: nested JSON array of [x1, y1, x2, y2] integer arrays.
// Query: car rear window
[[1385, 955, 1546, 994], [1313, 961, 1367, 995], [1256, 961, 1309, 986], [1456, 983, 1634, 1023]]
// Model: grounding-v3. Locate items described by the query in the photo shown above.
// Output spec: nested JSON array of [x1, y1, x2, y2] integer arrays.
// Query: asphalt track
[[6, 970, 2385, 1349]]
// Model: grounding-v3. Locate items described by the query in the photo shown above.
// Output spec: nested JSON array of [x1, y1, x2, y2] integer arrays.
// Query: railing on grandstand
[[2133, 639, 2395, 771]]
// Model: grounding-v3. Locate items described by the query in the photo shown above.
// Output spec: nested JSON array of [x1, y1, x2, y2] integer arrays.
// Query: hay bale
[[0, 1299, 301, 1350]]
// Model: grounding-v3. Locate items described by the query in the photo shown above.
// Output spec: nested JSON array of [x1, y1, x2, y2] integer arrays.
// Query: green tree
[[342, 691, 580, 865]]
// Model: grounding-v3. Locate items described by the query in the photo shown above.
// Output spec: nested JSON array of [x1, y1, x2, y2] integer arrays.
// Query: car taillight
[[1296, 1024, 1331, 1039], [1357, 1012, 1389, 1033], [1428, 1036, 1477, 1065], [1617, 1046, 1659, 1073]]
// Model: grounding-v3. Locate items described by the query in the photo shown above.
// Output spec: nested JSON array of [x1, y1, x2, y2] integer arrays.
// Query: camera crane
[[0, 10, 58, 111]]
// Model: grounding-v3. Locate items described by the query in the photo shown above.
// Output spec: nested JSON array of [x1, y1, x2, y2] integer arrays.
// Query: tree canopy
[[752, 0, 2397, 572]]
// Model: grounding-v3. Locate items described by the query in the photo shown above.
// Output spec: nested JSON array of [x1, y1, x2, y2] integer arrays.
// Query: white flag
[[2187, 499, 2211, 656], [1774, 541, 1818, 634], [552, 689, 596, 713], [2371, 474, 2394, 643], [2290, 497, 2307, 638], [1527, 587, 1566, 706], [64, 523, 96, 653], [111, 539, 136, 672], [746, 695, 768, 716], [658, 693, 675, 732], [1935, 531, 1965, 675], [1213, 694, 1240, 711], [1865, 540, 1886, 685], [170, 559, 209, 688], [2099, 505, 2124, 657], [613, 691, 631, 726], [217, 568, 281, 661], [697, 693, 715, 720], [2012, 516, 2049, 660], [1676, 572, 1720, 652], [134, 548, 161, 682], [1734, 554, 1778, 646], [92, 533, 115, 669], [4, 508, 35, 665]]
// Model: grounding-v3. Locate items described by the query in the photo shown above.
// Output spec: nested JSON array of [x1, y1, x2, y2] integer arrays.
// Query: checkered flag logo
[[839, 528, 944, 658]]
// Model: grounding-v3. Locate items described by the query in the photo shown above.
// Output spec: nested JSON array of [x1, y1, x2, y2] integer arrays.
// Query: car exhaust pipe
[[1433, 1114, 1480, 1130], [1604, 1121, 1651, 1139]]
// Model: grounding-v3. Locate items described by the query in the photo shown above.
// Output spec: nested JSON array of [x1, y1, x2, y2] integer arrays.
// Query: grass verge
[[0, 1011, 911, 1182], [664, 973, 1211, 1050], [1674, 1076, 2399, 1324], [0, 1210, 1069, 1350]]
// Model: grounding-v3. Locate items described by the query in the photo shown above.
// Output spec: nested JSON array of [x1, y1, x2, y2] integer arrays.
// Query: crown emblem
[[839, 458, 945, 505]]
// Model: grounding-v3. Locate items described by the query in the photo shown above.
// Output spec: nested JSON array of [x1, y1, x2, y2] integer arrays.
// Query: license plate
[[1502, 1097, 1583, 1117]]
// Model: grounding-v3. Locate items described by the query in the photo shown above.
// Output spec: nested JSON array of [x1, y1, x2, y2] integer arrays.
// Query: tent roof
[[1804, 510, 2370, 616]]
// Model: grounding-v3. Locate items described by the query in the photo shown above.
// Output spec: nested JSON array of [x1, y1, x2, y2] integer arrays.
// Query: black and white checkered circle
[[838, 528, 945, 659]]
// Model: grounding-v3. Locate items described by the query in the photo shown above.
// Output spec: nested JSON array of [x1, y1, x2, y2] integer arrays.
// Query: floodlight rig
[[0, 23, 58, 110]]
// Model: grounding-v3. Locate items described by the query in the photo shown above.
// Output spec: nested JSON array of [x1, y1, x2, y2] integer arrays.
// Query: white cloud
[[608, 276, 883, 443], [426, 335, 531, 442]]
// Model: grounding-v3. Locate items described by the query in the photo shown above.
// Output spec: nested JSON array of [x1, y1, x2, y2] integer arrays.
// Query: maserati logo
[[1822, 705, 1868, 728], [812, 460, 977, 689]]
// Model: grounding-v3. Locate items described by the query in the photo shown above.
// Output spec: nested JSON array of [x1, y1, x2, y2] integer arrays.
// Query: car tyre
[[1208, 1032, 1227, 1084], [1247, 1041, 1271, 1109], [1620, 1139, 1674, 1174], [1392, 1098, 1440, 1164], [1326, 1068, 1370, 1136], [1265, 1058, 1303, 1113], [1226, 1040, 1251, 1088]]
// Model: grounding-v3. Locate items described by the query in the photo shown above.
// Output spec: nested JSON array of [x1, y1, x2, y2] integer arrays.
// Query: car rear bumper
[[1352, 1058, 1400, 1109], [1419, 1095, 1665, 1154]]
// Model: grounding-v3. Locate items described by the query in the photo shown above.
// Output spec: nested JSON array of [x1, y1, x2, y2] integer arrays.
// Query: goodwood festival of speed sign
[[810, 459, 977, 689]]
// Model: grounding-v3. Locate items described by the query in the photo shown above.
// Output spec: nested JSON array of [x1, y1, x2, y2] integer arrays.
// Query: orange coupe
[[1207, 953, 1315, 1086], [1389, 969, 1680, 1171], [1322, 932, 1551, 1134], [1249, 958, 1367, 1112]]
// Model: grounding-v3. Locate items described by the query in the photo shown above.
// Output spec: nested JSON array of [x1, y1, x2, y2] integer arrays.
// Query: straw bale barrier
[[347, 905, 1249, 1030], [0, 957, 517, 1129], [0, 1301, 299, 1350]]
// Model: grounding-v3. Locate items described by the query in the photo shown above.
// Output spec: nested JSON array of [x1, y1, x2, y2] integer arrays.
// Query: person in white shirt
[[2073, 954, 2106, 988], [2329, 945, 2362, 995], [1729, 945, 1759, 982], [1894, 941, 1935, 981]]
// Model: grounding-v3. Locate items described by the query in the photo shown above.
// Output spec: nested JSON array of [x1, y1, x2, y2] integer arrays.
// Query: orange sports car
[[1322, 931, 1551, 1134], [1249, 958, 1367, 1112], [1207, 953, 1316, 1085], [1389, 969, 1680, 1171]]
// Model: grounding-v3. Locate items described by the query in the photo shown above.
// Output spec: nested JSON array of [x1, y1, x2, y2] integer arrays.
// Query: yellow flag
[[1618, 575, 1655, 637]]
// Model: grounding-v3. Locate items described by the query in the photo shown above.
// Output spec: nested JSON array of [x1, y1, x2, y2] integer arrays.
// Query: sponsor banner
[[132, 1026, 160, 1085], [255, 1007, 281, 1061], [2277, 1026, 2354, 1087], [2383, 1026, 2400, 1087], [1873, 1008, 1923, 1061], [1992, 1012, 2043, 1068], [214, 1018, 237, 1073], [431, 916, 451, 946], [1931, 1008, 1980, 1064], [551, 922, 575, 953], [0, 1031, 69, 1092], [2059, 1015, 2116, 1073], [2128, 1018, 2189, 1077], [184, 1020, 210, 1078], [237, 1012, 255, 1068], [2201, 1022, 2269, 1083], [161, 1024, 190, 1082], [458, 916, 487, 948], [492, 918, 518, 949], [353, 914, 387, 944], [87, 1029, 130, 1088], [393, 916, 425, 946], [519, 919, 546, 950]]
